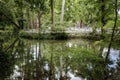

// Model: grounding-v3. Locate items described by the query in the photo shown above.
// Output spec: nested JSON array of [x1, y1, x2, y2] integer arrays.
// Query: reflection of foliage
[[42, 40, 110, 80], [8, 39, 119, 80], [0, 30, 18, 79], [0, 33, 16, 79], [69, 48, 108, 80], [12, 39, 50, 79], [0, 50, 15, 79]]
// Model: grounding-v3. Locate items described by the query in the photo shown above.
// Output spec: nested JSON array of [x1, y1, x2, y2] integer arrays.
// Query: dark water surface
[[0, 39, 120, 80]]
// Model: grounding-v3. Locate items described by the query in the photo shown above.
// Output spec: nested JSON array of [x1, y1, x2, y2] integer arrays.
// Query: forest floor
[[24, 27, 100, 34]]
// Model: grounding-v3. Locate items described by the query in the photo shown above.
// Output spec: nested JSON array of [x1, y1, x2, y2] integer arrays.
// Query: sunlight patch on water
[[10, 65, 23, 80], [102, 48, 120, 69], [68, 72, 86, 80], [67, 42, 73, 47], [31, 43, 40, 60], [44, 62, 49, 71]]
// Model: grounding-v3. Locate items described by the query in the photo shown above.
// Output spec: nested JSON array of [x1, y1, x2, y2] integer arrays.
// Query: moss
[[80, 34, 102, 41], [20, 31, 69, 40], [20, 31, 120, 42]]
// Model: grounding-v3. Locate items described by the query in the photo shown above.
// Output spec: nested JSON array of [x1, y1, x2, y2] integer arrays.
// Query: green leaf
[[104, 20, 114, 29]]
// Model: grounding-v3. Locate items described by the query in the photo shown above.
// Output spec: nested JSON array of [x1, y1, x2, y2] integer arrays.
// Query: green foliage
[[25, 0, 48, 13], [0, 51, 15, 79], [68, 48, 108, 80], [94, 40, 103, 46], [117, 18, 120, 26], [0, 41, 15, 79], [0, 1, 14, 27], [0, 0, 120, 33], [104, 20, 114, 29], [104, 18, 120, 29]]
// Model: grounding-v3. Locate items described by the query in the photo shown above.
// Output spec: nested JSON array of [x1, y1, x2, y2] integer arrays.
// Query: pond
[[0, 39, 120, 80]]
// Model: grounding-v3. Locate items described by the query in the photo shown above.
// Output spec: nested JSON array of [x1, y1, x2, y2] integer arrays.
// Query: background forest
[[0, 0, 120, 33]]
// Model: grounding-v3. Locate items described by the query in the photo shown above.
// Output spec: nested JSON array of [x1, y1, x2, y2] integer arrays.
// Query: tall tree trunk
[[30, 16, 32, 29], [51, 0, 55, 30], [31, 12, 35, 30], [101, 0, 105, 36], [26, 8, 31, 30], [80, 20, 83, 28], [106, 0, 118, 61], [60, 0, 65, 22], [38, 11, 41, 29], [32, 19, 34, 29]]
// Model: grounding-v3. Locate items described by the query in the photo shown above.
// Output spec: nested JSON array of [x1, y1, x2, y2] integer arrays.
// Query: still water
[[0, 39, 120, 80]]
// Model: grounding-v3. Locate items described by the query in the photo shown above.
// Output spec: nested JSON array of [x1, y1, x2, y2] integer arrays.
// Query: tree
[[0, 0, 20, 29], [26, 5, 31, 30], [25, 0, 48, 29], [15, 0, 25, 30], [75, 0, 114, 35], [106, 0, 118, 61], [50, 0, 55, 30]]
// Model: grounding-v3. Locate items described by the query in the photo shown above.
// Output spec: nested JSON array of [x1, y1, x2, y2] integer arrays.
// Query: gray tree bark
[[60, 0, 65, 22]]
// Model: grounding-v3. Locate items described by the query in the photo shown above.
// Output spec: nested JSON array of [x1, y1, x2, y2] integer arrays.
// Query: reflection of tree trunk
[[34, 42, 43, 80], [65, 58, 68, 80], [18, 39, 24, 77], [49, 44, 54, 80], [38, 42, 43, 79], [24, 44, 31, 79], [36, 43, 40, 80], [35, 43, 38, 80], [60, 43, 63, 80], [60, 55, 63, 80], [106, 0, 118, 61], [49, 54, 53, 80]]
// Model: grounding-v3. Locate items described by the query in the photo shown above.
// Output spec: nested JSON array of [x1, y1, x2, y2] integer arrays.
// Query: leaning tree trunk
[[60, 0, 65, 22], [106, 0, 118, 61]]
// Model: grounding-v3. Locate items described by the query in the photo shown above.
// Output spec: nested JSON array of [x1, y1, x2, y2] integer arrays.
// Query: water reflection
[[1, 39, 120, 80], [0, 45, 15, 80], [103, 48, 120, 70]]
